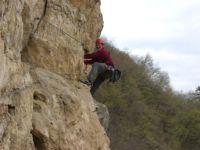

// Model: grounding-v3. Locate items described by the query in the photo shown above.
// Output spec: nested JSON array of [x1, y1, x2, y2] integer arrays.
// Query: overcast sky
[[100, 0, 200, 93]]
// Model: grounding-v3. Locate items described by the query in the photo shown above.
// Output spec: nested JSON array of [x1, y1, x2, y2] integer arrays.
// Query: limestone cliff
[[0, 0, 110, 149]]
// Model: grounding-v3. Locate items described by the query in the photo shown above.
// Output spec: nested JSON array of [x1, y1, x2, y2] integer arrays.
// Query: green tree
[[94, 39, 200, 150]]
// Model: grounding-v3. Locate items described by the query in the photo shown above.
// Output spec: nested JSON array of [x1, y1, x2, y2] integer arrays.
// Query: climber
[[81, 38, 114, 95]]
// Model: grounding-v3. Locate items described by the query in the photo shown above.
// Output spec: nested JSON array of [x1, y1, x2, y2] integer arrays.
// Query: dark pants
[[90, 70, 111, 96], [88, 62, 108, 83]]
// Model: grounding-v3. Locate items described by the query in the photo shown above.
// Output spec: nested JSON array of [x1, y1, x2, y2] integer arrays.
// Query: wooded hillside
[[94, 41, 200, 150]]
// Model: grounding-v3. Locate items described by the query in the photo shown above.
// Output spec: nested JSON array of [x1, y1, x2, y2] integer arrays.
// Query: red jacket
[[84, 48, 114, 67]]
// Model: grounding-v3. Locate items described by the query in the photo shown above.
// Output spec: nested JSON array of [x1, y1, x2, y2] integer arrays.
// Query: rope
[[0, 20, 85, 58], [46, 21, 83, 46], [0, 22, 86, 89]]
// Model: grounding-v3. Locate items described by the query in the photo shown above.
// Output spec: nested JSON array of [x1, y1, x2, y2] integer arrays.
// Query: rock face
[[94, 100, 109, 131], [0, 0, 110, 150]]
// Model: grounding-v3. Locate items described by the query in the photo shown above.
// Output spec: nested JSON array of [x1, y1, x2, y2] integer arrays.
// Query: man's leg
[[90, 75, 105, 96], [88, 62, 107, 83], [90, 70, 112, 96]]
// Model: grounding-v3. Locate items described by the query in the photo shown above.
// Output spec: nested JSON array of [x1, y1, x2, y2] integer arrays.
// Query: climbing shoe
[[80, 79, 92, 86]]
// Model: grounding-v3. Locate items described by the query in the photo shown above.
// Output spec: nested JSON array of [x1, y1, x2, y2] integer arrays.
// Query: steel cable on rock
[[0, 21, 86, 97]]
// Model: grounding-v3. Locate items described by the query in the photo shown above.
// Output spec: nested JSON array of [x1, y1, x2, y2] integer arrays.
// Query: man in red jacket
[[82, 38, 114, 95]]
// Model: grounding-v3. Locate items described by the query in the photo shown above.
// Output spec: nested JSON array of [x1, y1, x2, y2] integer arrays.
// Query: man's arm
[[84, 51, 99, 59]]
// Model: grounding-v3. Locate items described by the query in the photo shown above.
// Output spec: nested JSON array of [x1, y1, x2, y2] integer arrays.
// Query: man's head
[[95, 38, 104, 50]]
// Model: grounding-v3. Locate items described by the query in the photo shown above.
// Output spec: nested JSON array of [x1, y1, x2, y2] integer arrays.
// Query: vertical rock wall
[[0, 0, 110, 149]]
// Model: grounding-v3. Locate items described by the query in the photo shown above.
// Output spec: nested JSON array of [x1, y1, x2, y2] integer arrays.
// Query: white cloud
[[101, 0, 200, 39], [100, 0, 200, 92], [127, 48, 200, 92]]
